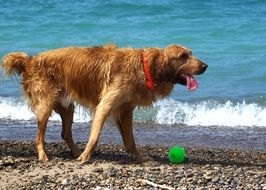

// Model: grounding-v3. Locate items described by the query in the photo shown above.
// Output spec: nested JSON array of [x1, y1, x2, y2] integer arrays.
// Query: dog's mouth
[[176, 74, 198, 91]]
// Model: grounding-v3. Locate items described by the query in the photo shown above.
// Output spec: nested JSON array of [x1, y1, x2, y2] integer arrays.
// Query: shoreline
[[1, 141, 265, 189], [1, 120, 266, 151]]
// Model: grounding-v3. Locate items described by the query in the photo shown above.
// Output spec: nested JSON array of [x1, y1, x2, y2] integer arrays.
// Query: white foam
[[0, 97, 91, 122], [155, 99, 266, 127], [1, 97, 266, 127], [0, 98, 35, 120]]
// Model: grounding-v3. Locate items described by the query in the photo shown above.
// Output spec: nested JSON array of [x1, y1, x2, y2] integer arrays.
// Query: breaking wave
[[1, 97, 266, 127]]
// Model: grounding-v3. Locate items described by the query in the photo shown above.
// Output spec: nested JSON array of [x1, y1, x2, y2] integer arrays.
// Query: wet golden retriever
[[1, 44, 207, 162]]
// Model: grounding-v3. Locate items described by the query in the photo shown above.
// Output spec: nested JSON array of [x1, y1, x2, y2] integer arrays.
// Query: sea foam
[[0, 97, 91, 122], [0, 97, 266, 127], [155, 99, 266, 127]]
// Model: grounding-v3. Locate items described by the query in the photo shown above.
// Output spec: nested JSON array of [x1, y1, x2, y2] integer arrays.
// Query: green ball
[[168, 146, 186, 164]]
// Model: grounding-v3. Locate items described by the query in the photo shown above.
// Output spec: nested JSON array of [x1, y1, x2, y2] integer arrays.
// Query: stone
[[61, 178, 68, 186]]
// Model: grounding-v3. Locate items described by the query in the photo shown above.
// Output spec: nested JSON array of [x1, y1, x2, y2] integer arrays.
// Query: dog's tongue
[[183, 74, 198, 91]]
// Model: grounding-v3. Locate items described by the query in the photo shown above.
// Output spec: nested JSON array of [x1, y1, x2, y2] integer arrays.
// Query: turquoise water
[[0, 0, 266, 127]]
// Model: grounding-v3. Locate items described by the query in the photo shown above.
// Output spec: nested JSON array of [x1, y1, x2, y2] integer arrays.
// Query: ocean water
[[1, 0, 266, 128]]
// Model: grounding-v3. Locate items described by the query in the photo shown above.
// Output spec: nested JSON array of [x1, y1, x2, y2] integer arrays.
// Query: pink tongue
[[184, 74, 198, 91]]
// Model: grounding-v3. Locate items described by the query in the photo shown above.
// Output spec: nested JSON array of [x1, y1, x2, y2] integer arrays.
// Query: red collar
[[142, 54, 155, 90]]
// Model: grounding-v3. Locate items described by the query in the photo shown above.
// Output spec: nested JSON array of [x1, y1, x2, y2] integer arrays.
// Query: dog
[[1, 44, 207, 162]]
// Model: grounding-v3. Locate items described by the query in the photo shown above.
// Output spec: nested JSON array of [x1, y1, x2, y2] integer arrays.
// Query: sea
[[0, 1, 265, 149]]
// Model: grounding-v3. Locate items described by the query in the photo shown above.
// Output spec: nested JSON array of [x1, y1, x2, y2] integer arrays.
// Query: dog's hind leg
[[54, 103, 81, 158], [34, 105, 52, 161]]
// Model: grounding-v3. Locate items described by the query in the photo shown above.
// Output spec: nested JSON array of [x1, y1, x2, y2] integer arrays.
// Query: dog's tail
[[1, 52, 30, 76]]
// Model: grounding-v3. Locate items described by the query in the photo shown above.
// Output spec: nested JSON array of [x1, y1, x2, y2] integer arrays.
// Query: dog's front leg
[[77, 89, 124, 163]]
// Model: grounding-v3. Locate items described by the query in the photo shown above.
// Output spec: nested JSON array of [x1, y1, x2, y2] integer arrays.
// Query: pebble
[[211, 176, 220, 183], [108, 168, 117, 177], [61, 178, 68, 186], [0, 141, 265, 189]]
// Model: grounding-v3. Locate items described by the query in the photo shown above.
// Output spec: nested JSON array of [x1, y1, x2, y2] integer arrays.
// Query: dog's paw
[[77, 152, 91, 164], [38, 153, 49, 161]]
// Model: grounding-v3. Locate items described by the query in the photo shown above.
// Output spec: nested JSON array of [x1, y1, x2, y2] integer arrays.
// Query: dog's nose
[[202, 63, 208, 70]]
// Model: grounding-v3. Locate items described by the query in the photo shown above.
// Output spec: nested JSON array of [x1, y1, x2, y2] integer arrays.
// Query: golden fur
[[1, 44, 207, 162]]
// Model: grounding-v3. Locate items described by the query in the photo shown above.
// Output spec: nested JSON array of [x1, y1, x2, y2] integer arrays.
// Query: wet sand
[[1, 119, 266, 151]]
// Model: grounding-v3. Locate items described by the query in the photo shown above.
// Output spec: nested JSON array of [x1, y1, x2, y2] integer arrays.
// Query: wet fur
[[1, 44, 207, 162]]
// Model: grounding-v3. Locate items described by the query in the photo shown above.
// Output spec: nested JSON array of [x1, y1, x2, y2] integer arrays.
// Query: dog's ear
[[145, 48, 163, 66]]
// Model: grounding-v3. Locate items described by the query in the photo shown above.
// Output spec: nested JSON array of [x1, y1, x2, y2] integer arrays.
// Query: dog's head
[[151, 44, 208, 91]]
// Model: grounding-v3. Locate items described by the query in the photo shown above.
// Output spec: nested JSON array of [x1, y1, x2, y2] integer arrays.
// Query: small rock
[[108, 166, 118, 177], [62, 178, 68, 186], [204, 174, 212, 181], [211, 177, 220, 183]]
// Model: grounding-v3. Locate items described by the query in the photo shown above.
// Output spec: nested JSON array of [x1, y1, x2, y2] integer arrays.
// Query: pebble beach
[[1, 141, 265, 190]]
